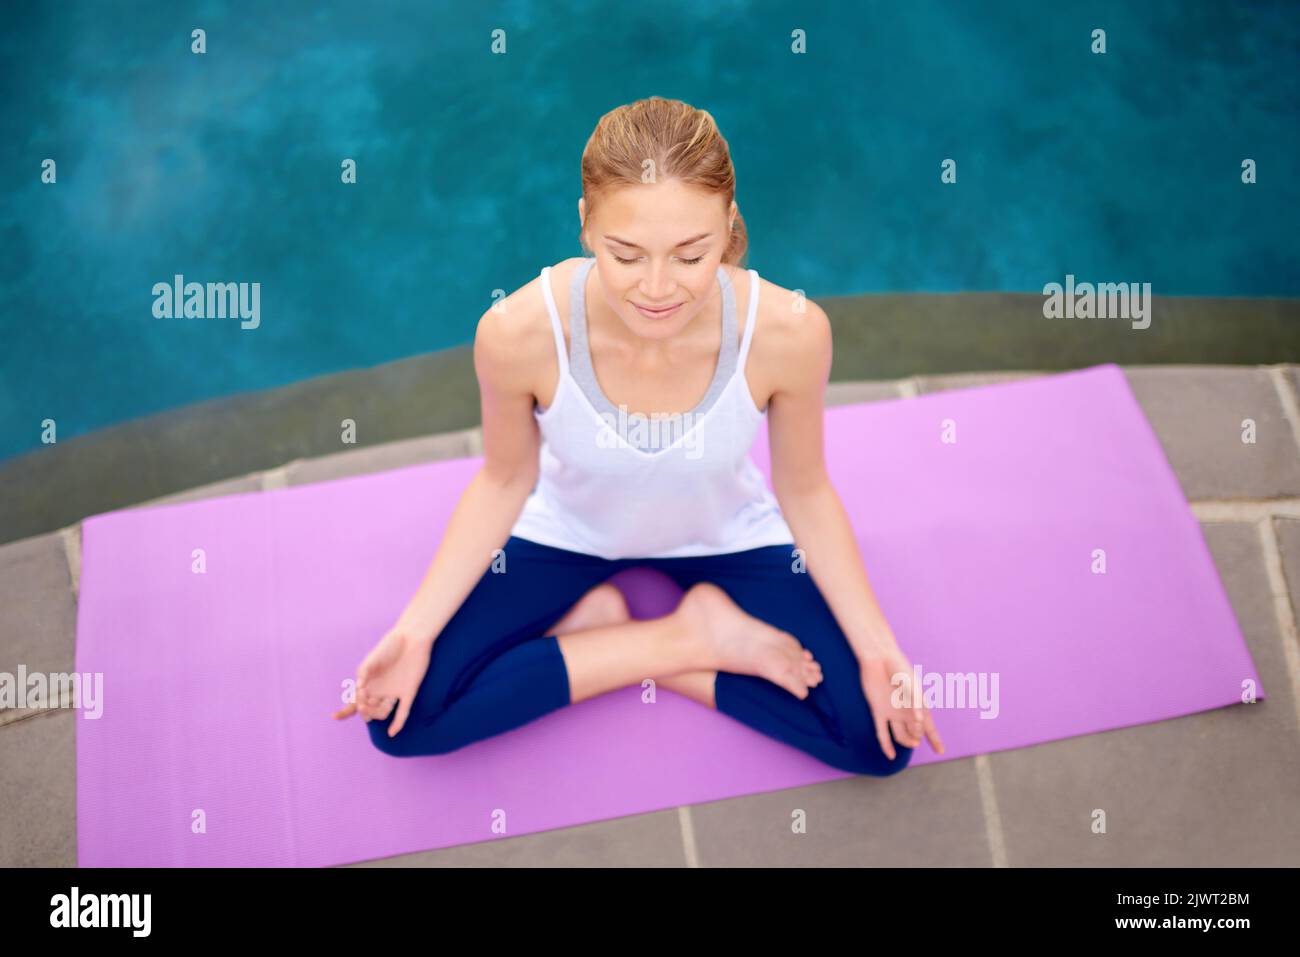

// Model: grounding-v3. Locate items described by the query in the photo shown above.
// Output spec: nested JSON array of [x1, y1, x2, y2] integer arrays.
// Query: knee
[[864, 741, 915, 776], [366, 714, 447, 758], [836, 702, 917, 777], [843, 736, 914, 777], [367, 718, 409, 757]]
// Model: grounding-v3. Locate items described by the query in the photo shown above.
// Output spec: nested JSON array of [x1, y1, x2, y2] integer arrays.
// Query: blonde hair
[[578, 96, 749, 267]]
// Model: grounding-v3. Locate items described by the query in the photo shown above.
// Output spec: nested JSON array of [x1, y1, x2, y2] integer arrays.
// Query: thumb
[[357, 639, 392, 687]]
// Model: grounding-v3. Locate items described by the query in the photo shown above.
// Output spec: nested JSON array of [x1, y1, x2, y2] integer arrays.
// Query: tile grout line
[[677, 806, 701, 867], [974, 754, 1009, 867], [1192, 499, 1300, 522], [0, 702, 74, 729], [59, 523, 81, 603], [260, 464, 293, 490], [1257, 517, 1300, 735], [1267, 365, 1300, 456]]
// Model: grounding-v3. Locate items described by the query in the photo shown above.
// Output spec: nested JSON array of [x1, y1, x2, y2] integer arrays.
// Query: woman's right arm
[[390, 292, 548, 649]]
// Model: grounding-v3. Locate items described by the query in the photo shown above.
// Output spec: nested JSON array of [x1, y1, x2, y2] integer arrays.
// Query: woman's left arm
[[763, 301, 943, 757], [764, 301, 898, 659]]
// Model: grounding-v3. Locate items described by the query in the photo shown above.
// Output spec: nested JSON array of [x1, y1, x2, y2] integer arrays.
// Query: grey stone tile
[[340, 807, 686, 867], [1123, 365, 1300, 501], [287, 429, 479, 486], [0, 532, 76, 725], [689, 760, 990, 867], [990, 522, 1300, 866], [824, 380, 905, 407], [0, 710, 76, 866], [914, 370, 1050, 394]]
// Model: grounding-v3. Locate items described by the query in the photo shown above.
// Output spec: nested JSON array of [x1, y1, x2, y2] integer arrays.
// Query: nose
[[638, 262, 679, 302]]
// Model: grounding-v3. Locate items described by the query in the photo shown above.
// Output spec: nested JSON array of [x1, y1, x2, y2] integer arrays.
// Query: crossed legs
[[548, 582, 823, 708], [548, 583, 719, 707]]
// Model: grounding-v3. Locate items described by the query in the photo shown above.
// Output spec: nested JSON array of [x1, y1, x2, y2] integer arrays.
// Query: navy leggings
[[366, 535, 913, 776]]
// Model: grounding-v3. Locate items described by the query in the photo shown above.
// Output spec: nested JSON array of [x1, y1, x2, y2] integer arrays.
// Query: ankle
[[661, 603, 711, 672]]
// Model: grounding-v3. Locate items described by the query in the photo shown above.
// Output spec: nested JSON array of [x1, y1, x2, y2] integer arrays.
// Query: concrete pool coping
[[3, 362, 1300, 866]]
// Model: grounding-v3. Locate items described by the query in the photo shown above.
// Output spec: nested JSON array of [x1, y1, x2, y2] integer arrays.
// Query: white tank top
[[508, 259, 796, 560]]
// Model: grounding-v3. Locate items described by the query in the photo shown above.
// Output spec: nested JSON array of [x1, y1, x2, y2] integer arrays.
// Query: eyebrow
[[604, 232, 713, 249]]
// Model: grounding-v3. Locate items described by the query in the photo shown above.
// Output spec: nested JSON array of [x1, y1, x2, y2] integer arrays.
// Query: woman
[[333, 96, 943, 775]]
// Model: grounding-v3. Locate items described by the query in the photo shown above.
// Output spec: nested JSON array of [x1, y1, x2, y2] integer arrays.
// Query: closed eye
[[613, 254, 705, 266]]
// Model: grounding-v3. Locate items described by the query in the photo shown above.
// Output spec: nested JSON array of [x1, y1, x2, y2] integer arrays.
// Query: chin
[[626, 303, 694, 337]]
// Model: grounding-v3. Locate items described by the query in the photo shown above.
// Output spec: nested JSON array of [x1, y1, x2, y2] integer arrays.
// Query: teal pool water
[[1, 0, 1297, 463]]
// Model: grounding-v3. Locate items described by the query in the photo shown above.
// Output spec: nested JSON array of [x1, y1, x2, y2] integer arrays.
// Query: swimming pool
[[1, 0, 1296, 462]]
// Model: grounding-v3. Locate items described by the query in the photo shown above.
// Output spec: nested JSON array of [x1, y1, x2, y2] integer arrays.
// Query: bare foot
[[675, 583, 823, 699], [548, 583, 630, 635]]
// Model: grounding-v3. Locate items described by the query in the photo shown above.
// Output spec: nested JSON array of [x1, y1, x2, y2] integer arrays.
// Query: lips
[[633, 302, 683, 319]]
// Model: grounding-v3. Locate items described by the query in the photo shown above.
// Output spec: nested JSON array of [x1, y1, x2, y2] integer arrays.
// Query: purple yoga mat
[[74, 363, 1261, 866]]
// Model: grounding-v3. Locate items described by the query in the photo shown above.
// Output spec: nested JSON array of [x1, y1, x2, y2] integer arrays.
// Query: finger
[[889, 718, 920, 748], [898, 676, 923, 727], [924, 712, 945, 754], [333, 701, 357, 720], [388, 697, 413, 738], [899, 717, 923, 746], [358, 691, 381, 721], [875, 712, 896, 761]]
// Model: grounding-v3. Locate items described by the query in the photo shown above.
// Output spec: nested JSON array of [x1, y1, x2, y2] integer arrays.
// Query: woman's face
[[580, 179, 735, 342]]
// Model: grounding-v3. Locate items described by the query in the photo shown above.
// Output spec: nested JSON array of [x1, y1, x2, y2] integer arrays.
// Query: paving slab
[[0, 531, 77, 727], [824, 380, 905, 407], [286, 429, 479, 486], [914, 370, 1049, 394], [129, 474, 264, 509], [1123, 366, 1300, 501], [0, 710, 76, 866], [688, 759, 991, 867]]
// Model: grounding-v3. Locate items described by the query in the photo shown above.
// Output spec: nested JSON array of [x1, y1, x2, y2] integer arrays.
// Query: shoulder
[[473, 257, 581, 393], [745, 270, 832, 391]]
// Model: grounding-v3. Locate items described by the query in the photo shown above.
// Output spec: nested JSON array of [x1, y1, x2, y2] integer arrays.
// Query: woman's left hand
[[857, 642, 944, 761]]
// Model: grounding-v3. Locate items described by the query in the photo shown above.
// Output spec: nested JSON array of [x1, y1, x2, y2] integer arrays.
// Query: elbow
[[773, 469, 833, 506], [480, 457, 537, 497]]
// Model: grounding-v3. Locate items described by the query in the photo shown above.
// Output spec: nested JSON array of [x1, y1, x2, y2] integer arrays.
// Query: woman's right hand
[[331, 626, 433, 738]]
